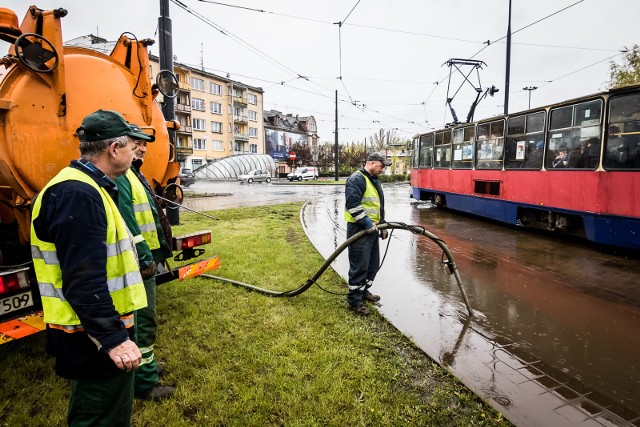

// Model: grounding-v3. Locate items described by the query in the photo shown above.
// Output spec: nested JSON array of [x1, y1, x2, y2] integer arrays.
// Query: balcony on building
[[176, 125, 192, 134], [233, 94, 247, 105], [233, 114, 248, 123], [179, 81, 191, 91], [175, 103, 192, 113], [234, 132, 249, 141]]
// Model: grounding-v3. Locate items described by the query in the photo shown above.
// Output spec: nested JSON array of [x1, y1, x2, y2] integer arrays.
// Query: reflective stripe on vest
[[30, 167, 147, 327], [126, 169, 160, 250], [344, 171, 381, 224]]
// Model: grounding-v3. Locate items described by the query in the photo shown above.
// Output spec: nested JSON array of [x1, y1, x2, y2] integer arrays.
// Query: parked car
[[287, 166, 318, 181], [179, 168, 195, 187], [238, 169, 272, 183]]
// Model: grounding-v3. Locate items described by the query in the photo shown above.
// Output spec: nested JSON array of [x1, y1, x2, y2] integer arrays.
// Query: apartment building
[[66, 35, 265, 171], [151, 59, 265, 171]]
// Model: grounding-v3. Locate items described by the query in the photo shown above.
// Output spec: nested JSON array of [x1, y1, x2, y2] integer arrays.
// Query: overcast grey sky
[[6, 1, 638, 143]]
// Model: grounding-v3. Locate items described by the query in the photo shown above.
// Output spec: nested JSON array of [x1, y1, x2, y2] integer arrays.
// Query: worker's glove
[[379, 229, 389, 240], [140, 262, 157, 280], [366, 224, 378, 234]]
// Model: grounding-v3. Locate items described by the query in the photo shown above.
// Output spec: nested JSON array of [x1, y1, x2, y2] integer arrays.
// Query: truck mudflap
[[0, 257, 220, 344], [0, 311, 45, 345], [155, 256, 220, 285]]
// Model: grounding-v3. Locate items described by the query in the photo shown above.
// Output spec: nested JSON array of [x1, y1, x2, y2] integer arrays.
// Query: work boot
[[136, 384, 175, 401], [364, 291, 380, 303], [349, 304, 370, 316], [156, 361, 166, 377]]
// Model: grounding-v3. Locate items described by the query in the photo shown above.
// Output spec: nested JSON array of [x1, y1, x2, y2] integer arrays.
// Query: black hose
[[201, 222, 474, 316]]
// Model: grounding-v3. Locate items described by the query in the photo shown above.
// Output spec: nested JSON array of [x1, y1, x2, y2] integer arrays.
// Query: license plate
[[1, 291, 34, 316]]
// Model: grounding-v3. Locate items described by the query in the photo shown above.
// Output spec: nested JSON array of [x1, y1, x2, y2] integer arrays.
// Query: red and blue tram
[[410, 85, 640, 250]]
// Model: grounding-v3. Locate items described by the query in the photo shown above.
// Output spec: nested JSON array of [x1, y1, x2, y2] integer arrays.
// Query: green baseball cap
[[77, 109, 155, 142]]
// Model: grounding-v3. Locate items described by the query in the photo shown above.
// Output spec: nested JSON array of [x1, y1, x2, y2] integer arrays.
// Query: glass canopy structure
[[192, 154, 278, 180]]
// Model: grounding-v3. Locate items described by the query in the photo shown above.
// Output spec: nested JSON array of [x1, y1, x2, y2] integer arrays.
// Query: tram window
[[434, 130, 452, 168], [419, 133, 434, 168], [412, 137, 419, 167], [574, 100, 602, 127], [546, 100, 602, 170], [505, 111, 545, 170], [452, 126, 474, 169], [507, 115, 525, 135], [550, 106, 573, 130], [605, 93, 640, 169], [526, 112, 545, 133], [475, 120, 505, 170]]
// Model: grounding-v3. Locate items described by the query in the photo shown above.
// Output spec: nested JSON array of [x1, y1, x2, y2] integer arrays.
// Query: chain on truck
[[0, 5, 218, 344]]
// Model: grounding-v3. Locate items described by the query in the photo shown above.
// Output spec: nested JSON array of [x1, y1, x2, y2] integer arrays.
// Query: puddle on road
[[303, 189, 640, 426]]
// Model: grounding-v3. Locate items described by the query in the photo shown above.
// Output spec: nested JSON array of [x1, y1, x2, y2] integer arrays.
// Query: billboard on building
[[266, 129, 305, 160]]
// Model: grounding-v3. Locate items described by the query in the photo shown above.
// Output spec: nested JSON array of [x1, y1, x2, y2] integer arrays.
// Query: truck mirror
[[156, 70, 179, 99]]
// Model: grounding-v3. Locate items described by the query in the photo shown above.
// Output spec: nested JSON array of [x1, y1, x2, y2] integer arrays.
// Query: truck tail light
[[0, 268, 30, 295], [173, 231, 212, 251]]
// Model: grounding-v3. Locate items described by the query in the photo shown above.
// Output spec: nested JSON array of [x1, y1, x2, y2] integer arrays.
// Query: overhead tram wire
[[468, 0, 586, 60], [423, 0, 589, 125], [187, 0, 607, 134], [334, 0, 362, 105], [508, 51, 626, 107], [197, 0, 604, 54], [170, 0, 336, 97]]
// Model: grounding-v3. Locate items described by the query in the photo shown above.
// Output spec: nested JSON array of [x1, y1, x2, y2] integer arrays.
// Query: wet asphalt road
[[183, 179, 640, 427]]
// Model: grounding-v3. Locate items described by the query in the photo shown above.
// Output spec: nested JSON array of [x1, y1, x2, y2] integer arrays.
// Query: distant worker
[[344, 152, 391, 315], [31, 110, 152, 426], [115, 138, 175, 400]]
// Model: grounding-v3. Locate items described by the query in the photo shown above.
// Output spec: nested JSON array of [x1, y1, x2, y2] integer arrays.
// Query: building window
[[176, 135, 188, 148], [248, 110, 257, 121], [250, 144, 257, 153], [193, 138, 206, 150], [212, 140, 224, 151], [190, 77, 204, 91], [211, 121, 223, 133], [248, 94, 257, 105], [192, 159, 203, 168], [249, 127, 258, 138], [210, 83, 222, 95], [193, 118, 206, 131], [191, 98, 205, 111], [210, 102, 222, 114]]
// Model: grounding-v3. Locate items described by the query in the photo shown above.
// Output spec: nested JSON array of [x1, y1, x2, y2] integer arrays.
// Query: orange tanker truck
[[0, 5, 217, 344]]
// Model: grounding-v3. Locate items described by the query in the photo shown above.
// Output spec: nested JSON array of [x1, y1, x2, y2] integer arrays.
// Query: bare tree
[[369, 128, 400, 152]]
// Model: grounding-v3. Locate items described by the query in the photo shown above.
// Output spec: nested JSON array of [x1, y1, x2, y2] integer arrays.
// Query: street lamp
[[523, 86, 538, 110]]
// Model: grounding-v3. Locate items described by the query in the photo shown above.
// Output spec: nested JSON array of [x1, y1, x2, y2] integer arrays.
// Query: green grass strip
[[0, 203, 509, 426]]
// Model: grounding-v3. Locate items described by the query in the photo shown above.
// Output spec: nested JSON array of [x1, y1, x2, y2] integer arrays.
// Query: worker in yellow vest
[[115, 140, 175, 400], [344, 152, 391, 315], [31, 110, 152, 426]]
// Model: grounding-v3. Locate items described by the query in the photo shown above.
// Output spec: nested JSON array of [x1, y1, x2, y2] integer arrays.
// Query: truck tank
[[0, 5, 179, 246], [0, 6, 212, 345]]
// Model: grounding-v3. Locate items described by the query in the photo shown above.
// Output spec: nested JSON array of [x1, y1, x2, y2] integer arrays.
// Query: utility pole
[[364, 137, 367, 166], [334, 90, 339, 181], [523, 86, 538, 109], [158, 0, 179, 224], [504, 0, 512, 115]]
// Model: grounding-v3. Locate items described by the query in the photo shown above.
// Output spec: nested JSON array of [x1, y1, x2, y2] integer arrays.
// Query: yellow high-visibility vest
[[344, 171, 381, 224], [126, 169, 160, 250], [31, 167, 147, 328]]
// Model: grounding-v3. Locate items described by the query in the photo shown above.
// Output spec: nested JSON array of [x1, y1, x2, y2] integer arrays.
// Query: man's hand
[[140, 262, 157, 279], [379, 229, 389, 240], [108, 339, 142, 371], [366, 224, 378, 234]]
